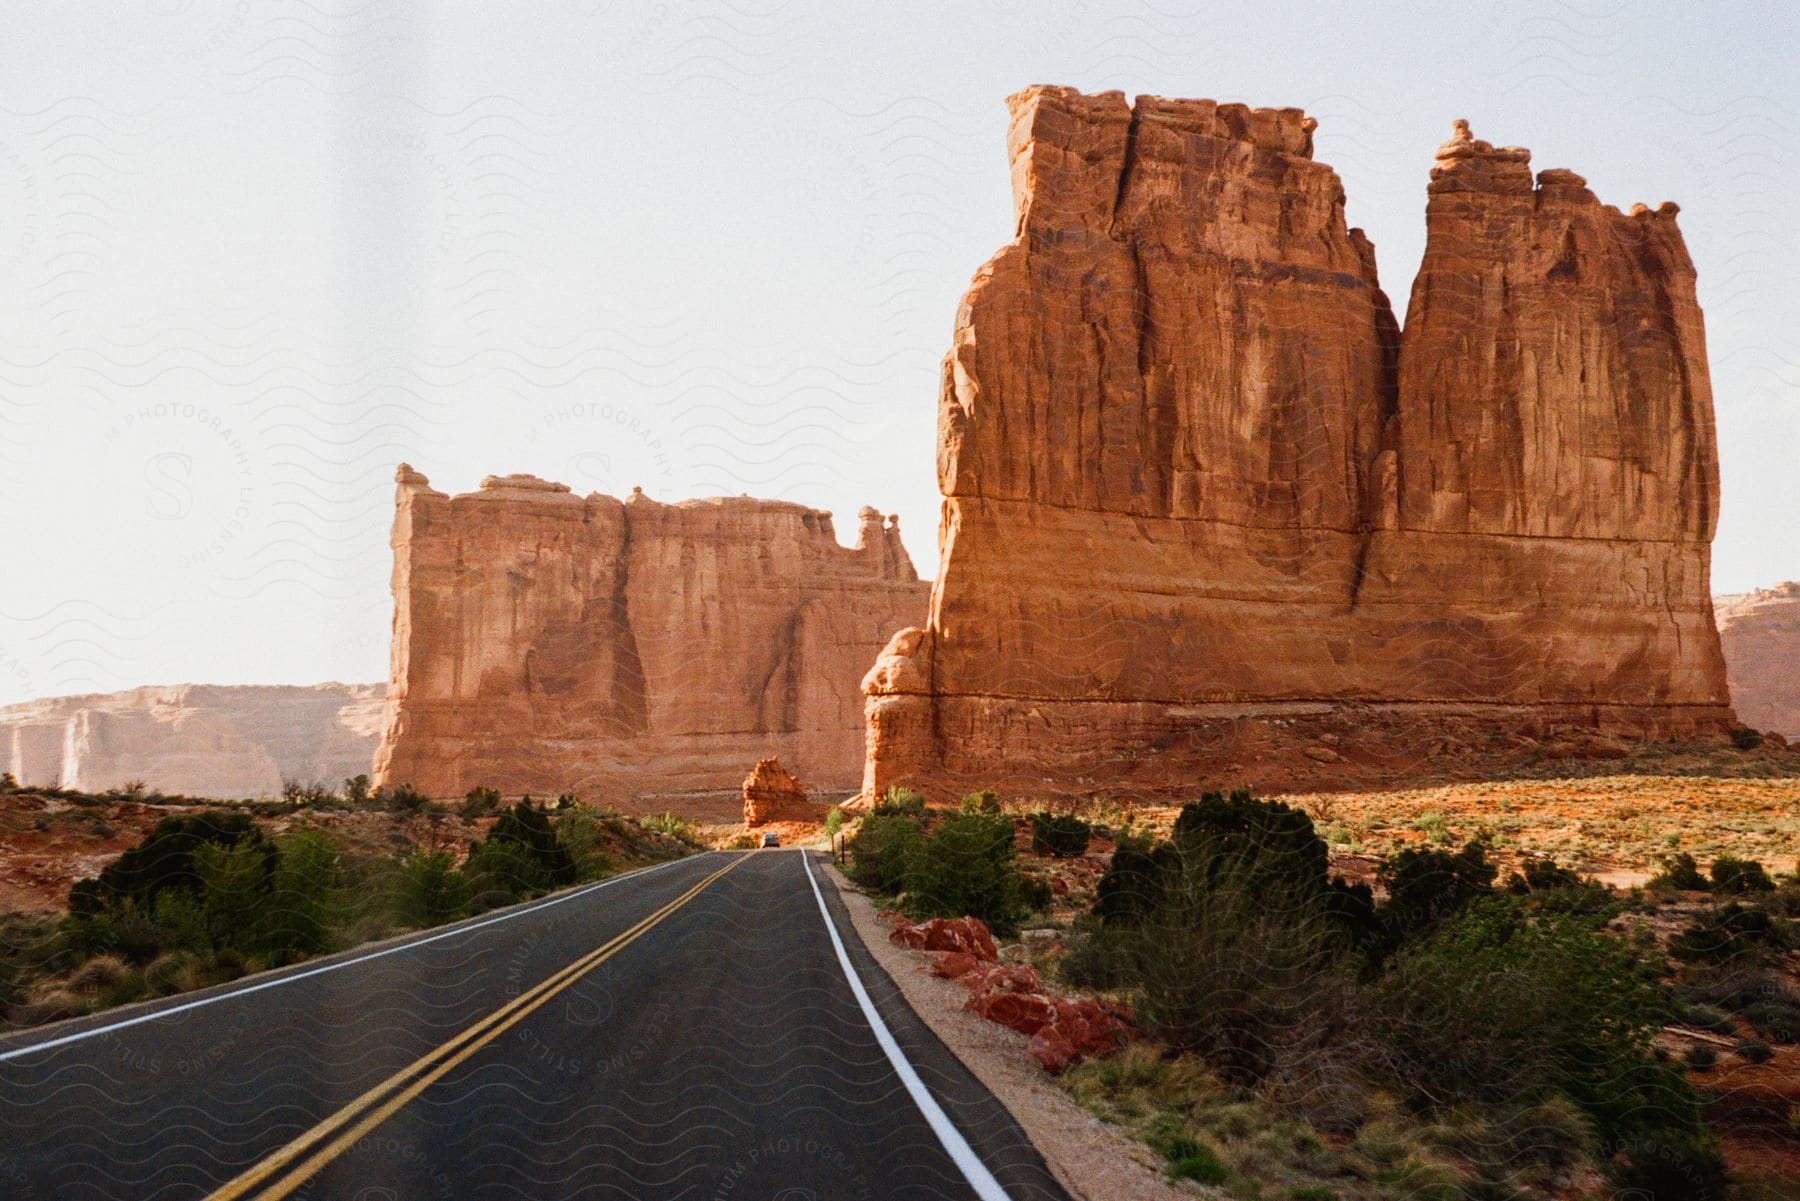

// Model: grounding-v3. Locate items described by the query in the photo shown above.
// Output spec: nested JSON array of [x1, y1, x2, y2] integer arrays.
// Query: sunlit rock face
[[0, 684, 385, 798], [1716, 583, 1800, 741], [373, 468, 928, 801], [863, 86, 1733, 802]]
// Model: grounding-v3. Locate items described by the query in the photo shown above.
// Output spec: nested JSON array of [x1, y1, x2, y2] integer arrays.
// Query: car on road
[[759, 831, 780, 848]]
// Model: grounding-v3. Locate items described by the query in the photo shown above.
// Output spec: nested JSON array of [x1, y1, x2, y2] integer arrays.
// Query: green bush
[[460, 786, 502, 818], [1506, 857, 1582, 893], [1093, 832, 1171, 927], [389, 851, 470, 927], [551, 807, 616, 882], [342, 774, 372, 806], [1172, 789, 1327, 892], [848, 813, 923, 893], [823, 807, 843, 837], [1730, 725, 1764, 750], [383, 782, 429, 813], [640, 812, 703, 847], [873, 787, 925, 817], [1608, 1133, 1726, 1201], [1681, 1043, 1717, 1070], [1735, 1038, 1773, 1063], [902, 811, 1029, 936], [1029, 812, 1091, 858], [463, 838, 553, 910], [1377, 841, 1497, 941], [1650, 851, 1709, 891], [262, 830, 346, 955], [1122, 846, 1352, 1082], [1709, 855, 1776, 895], [1160, 1135, 1229, 1185], [69, 811, 272, 918], [961, 789, 1002, 815], [480, 800, 577, 887], [1371, 896, 1692, 1153], [1669, 903, 1785, 964]]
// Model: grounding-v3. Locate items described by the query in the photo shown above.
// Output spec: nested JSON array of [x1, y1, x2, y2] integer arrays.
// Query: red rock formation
[[375, 468, 928, 800], [864, 86, 1733, 802], [1716, 583, 1800, 740], [742, 757, 817, 827]]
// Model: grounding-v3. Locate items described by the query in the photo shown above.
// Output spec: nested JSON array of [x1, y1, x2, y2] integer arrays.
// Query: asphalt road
[[0, 850, 1073, 1201]]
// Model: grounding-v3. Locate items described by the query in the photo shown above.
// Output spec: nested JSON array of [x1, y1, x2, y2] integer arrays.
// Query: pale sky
[[2, 1, 1797, 705]]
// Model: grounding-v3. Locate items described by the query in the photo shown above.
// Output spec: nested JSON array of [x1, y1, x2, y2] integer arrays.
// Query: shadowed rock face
[[865, 85, 1733, 801], [0, 684, 385, 798], [373, 469, 928, 800], [1716, 583, 1800, 740]]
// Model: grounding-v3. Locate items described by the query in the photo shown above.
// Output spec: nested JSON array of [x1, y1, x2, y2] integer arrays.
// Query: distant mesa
[[1715, 582, 1800, 741], [0, 683, 384, 798], [372, 468, 929, 801], [862, 86, 1734, 801]]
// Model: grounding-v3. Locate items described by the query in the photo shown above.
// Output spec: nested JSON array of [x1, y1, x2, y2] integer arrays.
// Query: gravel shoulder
[[822, 861, 1192, 1201]]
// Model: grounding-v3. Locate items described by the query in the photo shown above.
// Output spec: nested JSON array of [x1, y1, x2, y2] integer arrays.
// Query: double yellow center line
[[207, 853, 746, 1201]]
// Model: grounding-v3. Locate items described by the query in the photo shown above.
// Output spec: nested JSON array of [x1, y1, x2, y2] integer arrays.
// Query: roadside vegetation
[[0, 782, 699, 1031], [846, 785, 1800, 1201]]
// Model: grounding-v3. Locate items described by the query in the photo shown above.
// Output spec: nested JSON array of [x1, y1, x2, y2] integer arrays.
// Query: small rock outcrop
[[374, 468, 928, 800], [864, 86, 1733, 802], [0, 683, 385, 798], [742, 757, 815, 827], [1716, 583, 1800, 740]]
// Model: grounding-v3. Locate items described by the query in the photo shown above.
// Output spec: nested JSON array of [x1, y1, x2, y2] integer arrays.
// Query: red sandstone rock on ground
[[887, 915, 999, 962], [887, 914, 1130, 1072], [1716, 583, 1800, 740], [374, 469, 929, 800], [742, 757, 817, 828], [863, 86, 1733, 804]]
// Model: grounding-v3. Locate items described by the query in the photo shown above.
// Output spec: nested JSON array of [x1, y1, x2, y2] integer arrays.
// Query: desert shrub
[[1506, 857, 1582, 893], [1709, 854, 1775, 895], [194, 841, 275, 950], [1376, 841, 1497, 942], [480, 800, 577, 887], [463, 837, 553, 911], [1735, 1038, 1773, 1063], [1679, 1002, 1737, 1035], [1371, 896, 1700, 1159], [551, 807, 616, 881], [1124, 846, 1353, 1083], [873, 787, 925, 817], [1058, 918, 1142, 991], [1669, 903, 1786, 964], [1650, 851, 1710, 891], [1730, 724, 1764, 750], [1019, 871, 1053, 912], [1158, 1134, 1229, 1185], [848, 813, 923, 892], [1609, 1132, 1727, 1201], [389, 851, 469, 927], [460, 786, 502, 818], [823, 807, 843, 837], [1682, 1043, 1717, 1070], [902, 811, 1029, 936], [383, 782, 429, 813], [342, 774, 372, 806], [281, 779, 339, 807], [70, 811, 272, 918], [1740, 995, 1800, 1043], [1093, 832, 1171, 927], [0, 771, 16, 791], [639, 812, 703, 847], [261, 830, 346, 955], [960, 789, 1002, 815], [1172, 789, 1327, 891], [1030, 812, 1091, 858]]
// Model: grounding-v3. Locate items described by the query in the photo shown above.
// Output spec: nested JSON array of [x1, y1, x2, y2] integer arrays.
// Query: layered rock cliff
[[1716, 583, 1800, 740], [0, 683, 384, 798], [866, 86, 1733, 800], [373, 468, 927, 799]]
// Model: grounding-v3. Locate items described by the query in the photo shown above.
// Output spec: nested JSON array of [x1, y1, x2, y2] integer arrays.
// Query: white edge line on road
[[802, 851, 1014, 1201], [0, 853, 705, 1063]]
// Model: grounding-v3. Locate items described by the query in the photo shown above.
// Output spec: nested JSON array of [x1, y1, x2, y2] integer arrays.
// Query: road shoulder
[[818, 858, 1191, 1201]]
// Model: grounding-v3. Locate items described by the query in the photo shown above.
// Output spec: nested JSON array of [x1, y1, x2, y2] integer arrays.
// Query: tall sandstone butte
[[374, 467, 927, 800], [864, 86, 1733, 801]]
